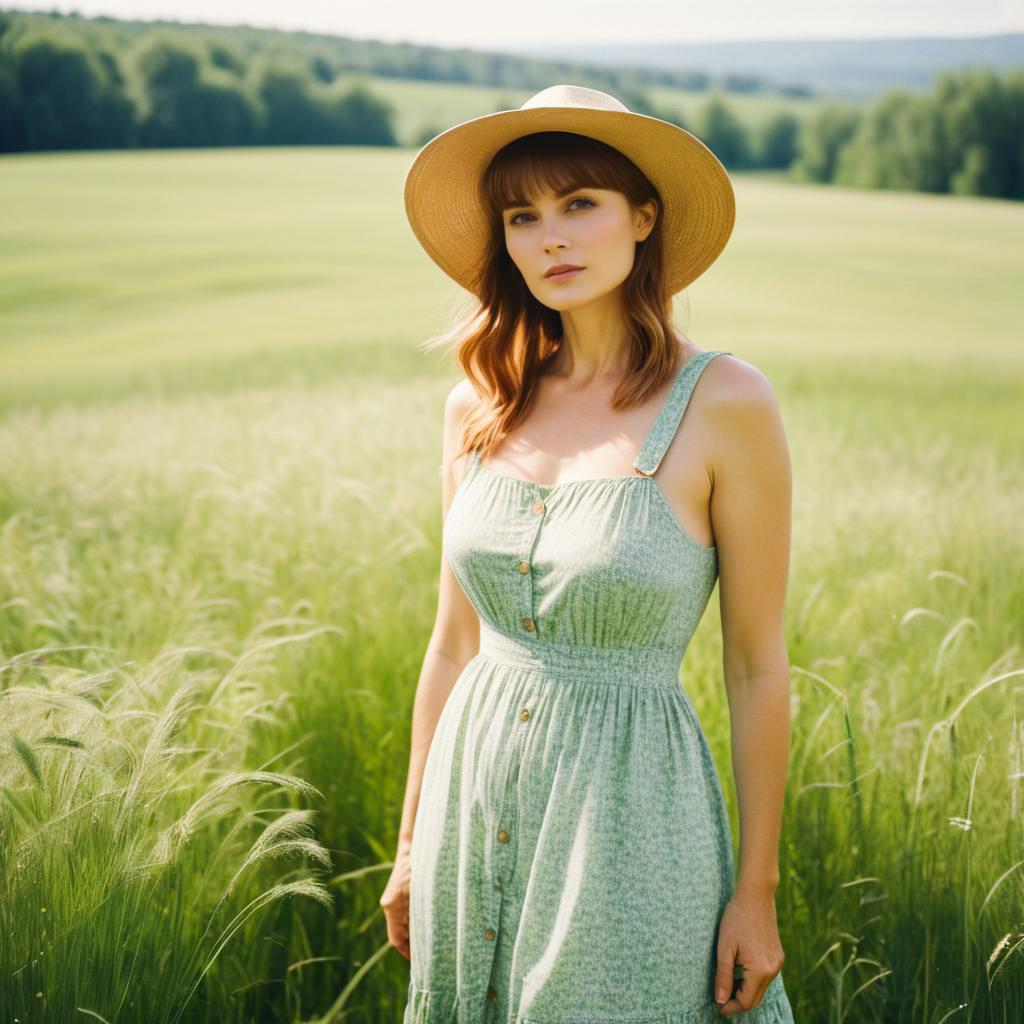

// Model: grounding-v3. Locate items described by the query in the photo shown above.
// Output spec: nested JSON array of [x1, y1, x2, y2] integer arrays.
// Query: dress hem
[[403, 979, 795, 1024]]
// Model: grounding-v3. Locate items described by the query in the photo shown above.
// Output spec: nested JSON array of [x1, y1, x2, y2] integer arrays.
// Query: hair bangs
[[481, 131, 652, 220]]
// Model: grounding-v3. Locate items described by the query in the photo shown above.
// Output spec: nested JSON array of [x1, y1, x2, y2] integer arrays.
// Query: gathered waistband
[[476, 623, 682, 687]]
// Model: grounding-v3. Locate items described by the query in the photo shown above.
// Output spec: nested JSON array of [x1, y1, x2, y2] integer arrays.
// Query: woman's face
[[501, 185, 656, 310]]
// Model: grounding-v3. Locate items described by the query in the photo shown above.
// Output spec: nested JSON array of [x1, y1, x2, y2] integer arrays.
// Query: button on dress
[[405, 350, 796, 1023]]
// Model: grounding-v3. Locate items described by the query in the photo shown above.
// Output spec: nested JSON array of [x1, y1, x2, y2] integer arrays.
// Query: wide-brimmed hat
[[403, 83, 736, 299]]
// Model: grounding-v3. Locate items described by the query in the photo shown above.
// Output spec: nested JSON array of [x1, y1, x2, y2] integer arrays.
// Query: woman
[[380, 84, 796, 1023]]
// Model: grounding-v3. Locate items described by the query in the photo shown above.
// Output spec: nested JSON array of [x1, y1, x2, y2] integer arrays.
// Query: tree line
[[0, 8, 804, 105], [648, 67, 1024, 201], [790, 69, 1024, 199], [1, 11, 1021, 200], [0, 13, 398, 149]]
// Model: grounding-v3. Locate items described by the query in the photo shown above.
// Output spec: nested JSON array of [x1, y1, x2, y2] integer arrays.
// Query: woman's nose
[[543, 224, 569, 249]]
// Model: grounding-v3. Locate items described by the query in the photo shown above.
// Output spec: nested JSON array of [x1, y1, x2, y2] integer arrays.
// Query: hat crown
[[519, 84, 630, 114]]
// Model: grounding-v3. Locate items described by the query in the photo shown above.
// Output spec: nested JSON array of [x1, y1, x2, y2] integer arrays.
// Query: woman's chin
[[534, 290, 601, 312]]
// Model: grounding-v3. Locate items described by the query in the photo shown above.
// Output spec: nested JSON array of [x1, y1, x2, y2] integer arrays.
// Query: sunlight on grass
[[1, 147, 1022, 1021]]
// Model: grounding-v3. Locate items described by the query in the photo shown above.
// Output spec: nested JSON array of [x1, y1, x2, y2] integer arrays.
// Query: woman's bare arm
[[707, 357, 793, 898], [394, 378, 482, 859]]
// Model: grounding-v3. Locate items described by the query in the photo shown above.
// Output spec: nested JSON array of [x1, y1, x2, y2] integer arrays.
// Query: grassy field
[[335, 75, 835, 147], [1, 146, 1023, 1023]]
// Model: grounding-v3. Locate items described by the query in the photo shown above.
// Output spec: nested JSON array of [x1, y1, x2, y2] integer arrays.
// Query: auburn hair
[[420, 130, 691, 468]]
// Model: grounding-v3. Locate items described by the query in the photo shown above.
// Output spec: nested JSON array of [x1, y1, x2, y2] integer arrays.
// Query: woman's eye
[[508, 197, 594, 226]]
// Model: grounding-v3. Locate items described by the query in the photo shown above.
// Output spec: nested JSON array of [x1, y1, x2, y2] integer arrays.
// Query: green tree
[[0, 49, 26, 150], [189, 78, 259, 146], [327, 82, 396, 144], [136, 36, 202, 146], [935, 69, 1022, 199], [310, 54, 334, 84], [208, 41, 244, 76], [1006, 70, 1024, 199], [790, 104, 860, 183], [693, 94, 752, 169], [758, 111, 801, 169], [13, 33, 135, 150], [951, 142, 1002, 196], [257, 66, 332, 144], [138, 36, 200, 94], [137, 36, 256, 146], [834, 89, 946, 193]]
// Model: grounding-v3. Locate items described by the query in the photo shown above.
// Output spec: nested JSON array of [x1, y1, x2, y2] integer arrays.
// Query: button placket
[[484, 486, 545, 1018], [484, 696, 532, 1013], [519, 486, 547, 638]]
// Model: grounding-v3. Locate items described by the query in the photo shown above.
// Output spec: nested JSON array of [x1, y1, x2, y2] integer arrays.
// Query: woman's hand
[[713, 891, 786, 1016], [380, 844, 412, 960]]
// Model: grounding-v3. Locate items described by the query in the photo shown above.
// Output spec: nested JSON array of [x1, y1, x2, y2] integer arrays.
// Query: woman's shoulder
[[442, 377, 486, 463], [445, 376, 482, 421], [675, 331, 767, 394], [695, 351, 787, 471], [696, 350, 777, 412]]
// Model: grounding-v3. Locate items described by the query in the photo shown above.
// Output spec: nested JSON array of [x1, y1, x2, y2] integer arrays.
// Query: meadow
[[331, 76, 829, 146], [0, 145, 1022, 1023]]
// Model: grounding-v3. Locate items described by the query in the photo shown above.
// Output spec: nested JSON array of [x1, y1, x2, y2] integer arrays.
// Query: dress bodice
[[442, 350, 729, 668]]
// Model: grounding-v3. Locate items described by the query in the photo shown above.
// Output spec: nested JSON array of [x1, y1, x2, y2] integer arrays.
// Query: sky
[[7, 0, 1023, 49]]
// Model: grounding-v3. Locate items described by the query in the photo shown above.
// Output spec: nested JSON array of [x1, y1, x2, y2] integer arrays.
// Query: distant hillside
[[513, 34, 1024, 100], [0, 6, 803, 99]]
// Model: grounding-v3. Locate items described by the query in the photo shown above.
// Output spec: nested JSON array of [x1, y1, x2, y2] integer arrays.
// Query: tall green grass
[[0, 632, 338, 1022], [1, 147, 1022, 1021]]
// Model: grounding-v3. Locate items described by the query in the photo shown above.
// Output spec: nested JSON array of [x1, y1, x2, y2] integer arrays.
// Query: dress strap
[[632, 350, 731, 476]]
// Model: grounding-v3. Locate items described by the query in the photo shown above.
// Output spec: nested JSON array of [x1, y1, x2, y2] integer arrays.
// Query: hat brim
[[404, 105, 735, 299]]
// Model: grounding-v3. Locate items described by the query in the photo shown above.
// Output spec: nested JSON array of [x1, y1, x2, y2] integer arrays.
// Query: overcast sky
[[8, 0, 1023, 48]]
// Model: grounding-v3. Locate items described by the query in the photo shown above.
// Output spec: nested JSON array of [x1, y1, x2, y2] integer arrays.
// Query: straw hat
[[403, 83, 736, 298]]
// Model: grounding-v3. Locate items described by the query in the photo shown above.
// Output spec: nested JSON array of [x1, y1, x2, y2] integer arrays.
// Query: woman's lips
[[546, 267, 584, 282]]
